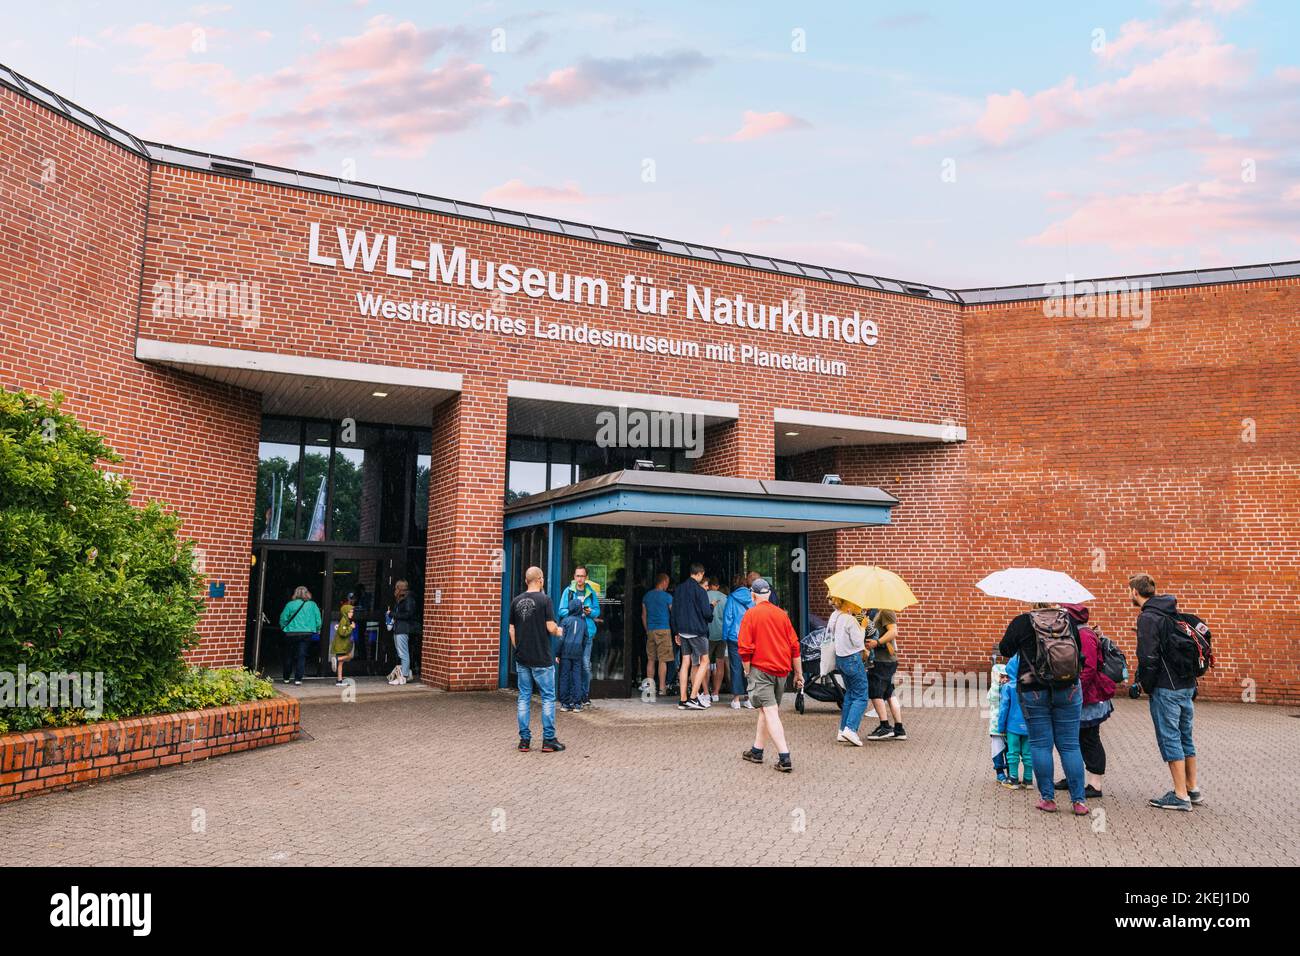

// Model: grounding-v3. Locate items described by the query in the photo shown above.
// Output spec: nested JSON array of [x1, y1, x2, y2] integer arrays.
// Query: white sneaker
[[698, 695, 711, 708], [836, 729, 846, 742], [730, 698, 742, 710], [710, 694, 720, 703], [842, 728, 864, 747], [742, 699, 755, 710]]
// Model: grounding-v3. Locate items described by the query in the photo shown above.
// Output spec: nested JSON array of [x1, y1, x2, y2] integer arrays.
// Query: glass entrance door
[[247, 546, 406, 679]]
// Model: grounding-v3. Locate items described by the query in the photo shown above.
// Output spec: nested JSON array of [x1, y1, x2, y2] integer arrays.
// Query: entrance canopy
[[504, 469, 898, 533]]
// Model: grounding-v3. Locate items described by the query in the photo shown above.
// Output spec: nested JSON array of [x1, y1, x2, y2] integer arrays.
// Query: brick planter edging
[[0, 694, 300, 803]]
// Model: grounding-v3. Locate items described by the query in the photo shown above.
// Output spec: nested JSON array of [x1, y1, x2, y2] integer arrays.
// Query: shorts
[[708, 640, 727, 663], [1149, 686, 1196, 762], [868, 660, 898, 699], [329, 651, 353, 668], [679, 634, 708, 661], [646, 629, 674, 663], [747, 667, 787, 708]]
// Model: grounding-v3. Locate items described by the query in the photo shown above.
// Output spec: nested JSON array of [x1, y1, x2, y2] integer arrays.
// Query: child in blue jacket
[[999, 654, 1033, 789], [557, 598, 587, 712]]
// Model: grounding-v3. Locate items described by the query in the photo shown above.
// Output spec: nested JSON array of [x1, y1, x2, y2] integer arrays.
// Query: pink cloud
[[1028, 179, 1295, 251], [922, 17, 1254, 147], [720, 111, 811, 142], [481, 179, 590, 206], [526, 51, 711, 108]]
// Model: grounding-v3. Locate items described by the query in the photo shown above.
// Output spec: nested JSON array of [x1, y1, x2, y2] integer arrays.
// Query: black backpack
[[1026, 607, 1081, 686], [1160, 611, 1214, 679], [1093, 625, 1128, 684]]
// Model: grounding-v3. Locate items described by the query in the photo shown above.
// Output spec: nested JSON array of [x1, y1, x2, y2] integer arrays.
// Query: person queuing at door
[[330, 593, 356, 687], [1132, 574, 1203, 812], [746, 570, 779, 608], [558, 566, 601, 709], [387, 579, 418, 685], [998, 602, 1088, 815], [827, 596, 869, 746], [738, 578, 803, 772], [510, 566, 565, 753], [674, 563, 715, 710], [706, 577, 729, 704], [558, 597, 588, 713], [279, 586, 322, 686], [642, 573, 674, 698], [864, 609, 907, 741], [722, 574, 754, 709]]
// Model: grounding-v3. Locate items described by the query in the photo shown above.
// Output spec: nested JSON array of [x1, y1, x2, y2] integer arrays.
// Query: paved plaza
[[2, 683, 1297, 866]]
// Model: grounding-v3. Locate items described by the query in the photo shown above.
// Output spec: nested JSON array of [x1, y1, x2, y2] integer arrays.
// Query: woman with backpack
[[1054, 603, 1115, 800], [997, 602, 1088, 815]]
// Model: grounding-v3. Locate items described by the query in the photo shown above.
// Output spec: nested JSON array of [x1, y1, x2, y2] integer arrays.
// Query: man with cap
[[737, 577, 803, 772]]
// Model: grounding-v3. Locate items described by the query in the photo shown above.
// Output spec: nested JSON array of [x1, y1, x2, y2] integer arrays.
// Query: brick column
[[421, 375, 507, 690], [694, 399, 774, 479]]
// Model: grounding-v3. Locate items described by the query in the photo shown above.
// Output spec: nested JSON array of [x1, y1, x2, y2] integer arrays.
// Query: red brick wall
[[826, 282, 1300, 704], [0, 86, 260, 667], [0, 696, 299, 802]]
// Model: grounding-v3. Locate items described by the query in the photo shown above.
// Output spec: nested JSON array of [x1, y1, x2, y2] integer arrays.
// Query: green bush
[[0, 666, 277, 733], [0, 390, 272, 733]]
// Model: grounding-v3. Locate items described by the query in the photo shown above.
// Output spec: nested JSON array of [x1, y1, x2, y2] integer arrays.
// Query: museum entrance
[[562, 527, 804, 698], [245, 546, 412, 679]]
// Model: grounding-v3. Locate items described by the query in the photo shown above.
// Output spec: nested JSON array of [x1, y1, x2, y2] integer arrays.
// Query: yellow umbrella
[[824, 565, 918, 612]]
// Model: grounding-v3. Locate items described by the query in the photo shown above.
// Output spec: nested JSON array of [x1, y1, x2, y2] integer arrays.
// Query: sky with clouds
[[5, 0, 1299, 287]]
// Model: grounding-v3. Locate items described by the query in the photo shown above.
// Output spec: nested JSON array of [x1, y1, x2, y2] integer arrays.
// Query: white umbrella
[[975, 568, 1094, 604]]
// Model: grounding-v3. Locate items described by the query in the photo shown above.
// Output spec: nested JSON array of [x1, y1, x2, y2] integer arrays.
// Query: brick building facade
[[3, 66, 1296, 703]]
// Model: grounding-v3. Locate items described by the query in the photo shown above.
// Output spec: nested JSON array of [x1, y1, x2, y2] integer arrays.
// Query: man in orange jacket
[[737, 578, 804, 772]]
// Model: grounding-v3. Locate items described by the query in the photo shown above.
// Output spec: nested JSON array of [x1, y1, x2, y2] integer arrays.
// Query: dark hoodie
[[1136, 594, 1195, 692]]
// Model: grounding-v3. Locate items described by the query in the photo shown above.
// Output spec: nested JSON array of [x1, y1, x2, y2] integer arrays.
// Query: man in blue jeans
[[1133, 573, 1201, 811], [509, 565, 565, 753], [559, 566, 601, 709]]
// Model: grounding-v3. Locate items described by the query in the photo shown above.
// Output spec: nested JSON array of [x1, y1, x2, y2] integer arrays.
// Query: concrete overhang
[[774, 407, 966, 455], [135, 338, 462, 426], [506, 379, 738, 441]]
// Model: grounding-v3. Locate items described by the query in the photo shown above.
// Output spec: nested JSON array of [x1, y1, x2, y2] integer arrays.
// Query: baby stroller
[[798, 627, 845, 711]]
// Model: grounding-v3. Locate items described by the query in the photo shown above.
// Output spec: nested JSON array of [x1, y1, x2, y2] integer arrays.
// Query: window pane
[[411, 451, 431, 543], [255, 419, 300, 540], [507, 438, 547, 502], [301, 422, 332, 541], [332, 424, 379, 542], [575, 441, 608, 481]]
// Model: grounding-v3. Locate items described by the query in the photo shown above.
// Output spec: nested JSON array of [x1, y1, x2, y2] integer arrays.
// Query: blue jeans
[[1149, 686, 1196, 762], [393, 632, 411, 678], [581, 632, 594, 702], [516, 665, 556, 742], [1019, 682, 1085, 803], [837, 652, 870, 733], [559, 658, 583, 707], [727, 641, 746, 697]]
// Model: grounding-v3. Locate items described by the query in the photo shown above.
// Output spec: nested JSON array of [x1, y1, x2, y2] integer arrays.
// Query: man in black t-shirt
[[509, 565, 564, 753]]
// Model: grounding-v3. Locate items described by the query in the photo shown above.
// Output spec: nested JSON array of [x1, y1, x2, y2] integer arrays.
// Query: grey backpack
[[1025, 607, 1080, 686]]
